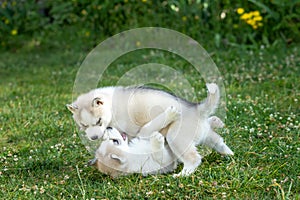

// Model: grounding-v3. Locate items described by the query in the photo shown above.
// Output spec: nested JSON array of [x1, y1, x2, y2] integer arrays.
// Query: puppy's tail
[[197, 83, 220, 118]]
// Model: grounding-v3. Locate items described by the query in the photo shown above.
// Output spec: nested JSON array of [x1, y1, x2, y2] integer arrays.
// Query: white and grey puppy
[[88, 113, 226, 178], [67, 83, 234, 176], [91, 128, 177, 178], [88, 106, 180, 178]]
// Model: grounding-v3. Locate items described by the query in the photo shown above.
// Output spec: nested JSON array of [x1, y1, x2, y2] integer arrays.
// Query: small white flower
[[146, 191, 153, 195]]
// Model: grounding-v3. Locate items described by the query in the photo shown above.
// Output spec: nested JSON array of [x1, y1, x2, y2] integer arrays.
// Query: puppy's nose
[[107, 127, 113, 130], [90, 135, 98, 140]]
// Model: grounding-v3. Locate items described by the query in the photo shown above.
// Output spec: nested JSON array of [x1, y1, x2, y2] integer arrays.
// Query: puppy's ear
[[110, 154, 126, 164], [66, 104, 78, 113], [92, 97, 104, 107]]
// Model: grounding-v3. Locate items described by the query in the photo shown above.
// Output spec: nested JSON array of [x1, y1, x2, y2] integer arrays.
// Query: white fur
[[91, 107, 180, 177], [101, 129, 177, 176], [67, 84, 234, 176]]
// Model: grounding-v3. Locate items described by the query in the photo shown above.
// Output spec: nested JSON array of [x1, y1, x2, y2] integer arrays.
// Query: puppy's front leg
[[150, 132, 165, 163], [138, 106, 180, 138]]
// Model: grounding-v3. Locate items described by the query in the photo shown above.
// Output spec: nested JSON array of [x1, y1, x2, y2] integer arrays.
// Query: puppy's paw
[[208, 116, 224, 129], [216, 142, 234, 156], [206, 83, 218, 94], [173, 161, 201, 177], [165, 106, 180, 125], [172, 168, 193, 178], [172, 173, 181, 178], [154, 132, 164, 143], [150, 132, 164, 150], [220, 144, 234, 156]]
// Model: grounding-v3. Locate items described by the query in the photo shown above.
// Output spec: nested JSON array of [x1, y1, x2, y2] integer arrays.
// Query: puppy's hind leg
[[166, 120, 202, 177], [204, 130, 234, 155], [172, 145, 202, 177]]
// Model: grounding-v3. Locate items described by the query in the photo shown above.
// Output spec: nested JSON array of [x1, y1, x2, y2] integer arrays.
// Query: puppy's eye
[[80, 123, 88, 130], [96, 118, 102, 126], [112, 139, 120, 145]]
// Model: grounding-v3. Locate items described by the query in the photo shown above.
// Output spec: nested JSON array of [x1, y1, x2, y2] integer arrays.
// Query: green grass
[[0, 36, 299, 199]]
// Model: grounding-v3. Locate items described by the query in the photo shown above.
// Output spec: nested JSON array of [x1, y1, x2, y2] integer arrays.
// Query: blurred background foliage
[[0, 0, 299, 50]]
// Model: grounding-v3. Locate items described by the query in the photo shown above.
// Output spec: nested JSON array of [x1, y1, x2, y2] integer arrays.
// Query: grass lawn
[[0, 36, 299, 199]]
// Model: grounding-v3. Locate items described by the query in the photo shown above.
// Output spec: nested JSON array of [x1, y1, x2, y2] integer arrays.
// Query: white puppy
[[88, 108, 226, 178], [90, 129, 177, 178], [67, 84, 234, 176], [88, 106, 180, 178]]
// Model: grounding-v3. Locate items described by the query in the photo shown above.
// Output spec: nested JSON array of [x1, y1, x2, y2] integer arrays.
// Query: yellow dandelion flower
[[252, 11, 260, 16], [182, 16, 187, 21], [246, 19, 256, 26], [240, 13, 250, 20], [252, 25, 258, 29], [248, 12, 254, 18], [237, 8, 244, 15], [11, 29, 18, 36], [258, 22, 263, 27], [81, 9, 87, 15], [253, 16, 262, 21]]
